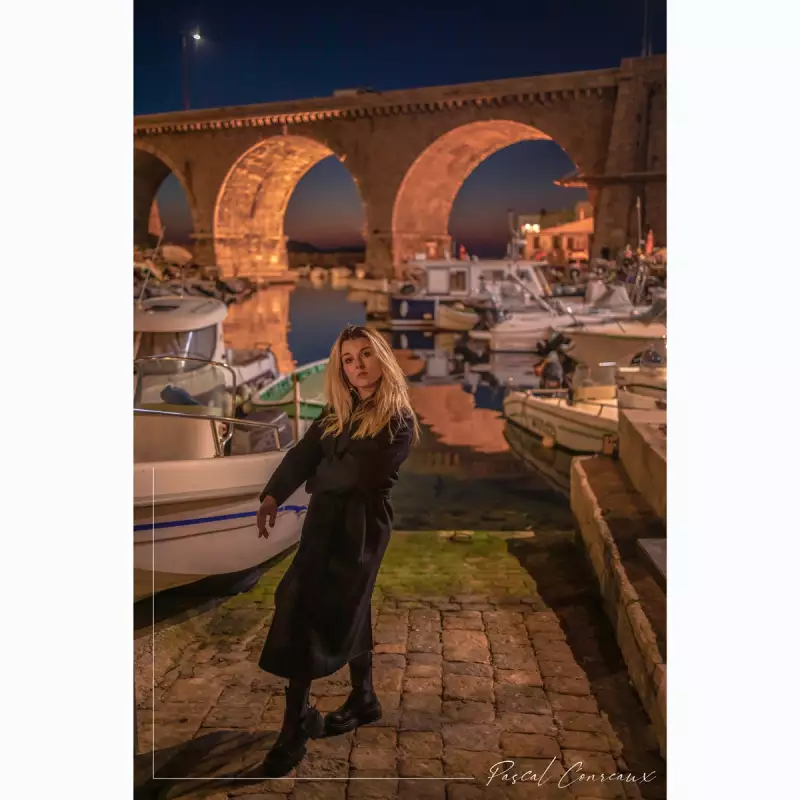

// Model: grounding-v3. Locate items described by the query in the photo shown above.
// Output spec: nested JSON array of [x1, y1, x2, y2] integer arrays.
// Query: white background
[[1, 1, 798, 796]]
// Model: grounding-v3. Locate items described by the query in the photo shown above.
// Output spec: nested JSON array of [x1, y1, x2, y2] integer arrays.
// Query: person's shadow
[[134, 729, 280, 799]]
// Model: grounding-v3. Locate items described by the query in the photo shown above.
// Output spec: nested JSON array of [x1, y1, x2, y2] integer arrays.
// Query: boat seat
[[134, 403, 218, 463]]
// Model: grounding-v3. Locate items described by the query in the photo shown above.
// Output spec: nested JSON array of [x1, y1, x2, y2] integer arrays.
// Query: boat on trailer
[[133, 355, 313, 601]]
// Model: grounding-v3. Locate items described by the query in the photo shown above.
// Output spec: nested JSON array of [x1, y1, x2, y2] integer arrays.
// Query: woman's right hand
[[257, 495, 278, 539]]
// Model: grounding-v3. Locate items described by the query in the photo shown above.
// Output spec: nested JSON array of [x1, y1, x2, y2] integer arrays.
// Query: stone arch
[[213, 135, 365, 277], [133, 142, 200, 247], [391, 120, 581, 265]]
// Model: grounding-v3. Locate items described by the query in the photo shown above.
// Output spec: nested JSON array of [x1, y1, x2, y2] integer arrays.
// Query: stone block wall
[[571, 457, 666, 757]]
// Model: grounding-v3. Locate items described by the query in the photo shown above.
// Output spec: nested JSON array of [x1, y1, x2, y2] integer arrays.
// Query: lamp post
[[181, 31, 201, 111]]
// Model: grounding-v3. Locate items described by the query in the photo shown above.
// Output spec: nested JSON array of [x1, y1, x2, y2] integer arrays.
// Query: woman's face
[[340, 337, 383, 396]]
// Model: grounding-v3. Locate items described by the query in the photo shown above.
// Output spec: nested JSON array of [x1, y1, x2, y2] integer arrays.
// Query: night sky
[[135, 1, 666, 256]]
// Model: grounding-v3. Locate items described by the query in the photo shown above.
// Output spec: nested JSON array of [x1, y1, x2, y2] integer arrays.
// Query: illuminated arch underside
[[214, 136, 334, 276], [392, 121, 555, 264]]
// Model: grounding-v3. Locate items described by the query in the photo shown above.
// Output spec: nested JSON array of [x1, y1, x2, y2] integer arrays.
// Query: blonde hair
[[321, 325, 420, 442]]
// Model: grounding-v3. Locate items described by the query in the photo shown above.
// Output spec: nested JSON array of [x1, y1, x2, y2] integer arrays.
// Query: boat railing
[[133, 406, 285, 456], [135, 355, 251, 456]]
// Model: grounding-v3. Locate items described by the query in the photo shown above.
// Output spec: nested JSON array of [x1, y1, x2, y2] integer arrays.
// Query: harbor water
[[225, 282, 574, 531]]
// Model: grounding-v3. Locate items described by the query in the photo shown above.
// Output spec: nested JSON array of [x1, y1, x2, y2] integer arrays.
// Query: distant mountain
[[286, 239, 365, 254]]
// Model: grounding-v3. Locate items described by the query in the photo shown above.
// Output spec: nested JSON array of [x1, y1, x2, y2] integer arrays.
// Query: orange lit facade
[[522, 205, 594, 263]]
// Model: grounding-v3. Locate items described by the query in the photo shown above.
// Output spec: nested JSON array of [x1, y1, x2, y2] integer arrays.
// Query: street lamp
[[181, 31, 202, 111]]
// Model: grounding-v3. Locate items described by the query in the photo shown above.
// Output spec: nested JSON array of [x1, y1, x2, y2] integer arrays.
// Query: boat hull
[[436, 304, 479, 331], [470, 319, 553, 352], [504, 390, 618, 454], [133, 452, 308, 600], [558, 323, 667, 367], [391, 296, 438, 328]]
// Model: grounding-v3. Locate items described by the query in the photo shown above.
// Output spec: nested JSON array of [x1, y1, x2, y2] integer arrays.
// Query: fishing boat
[[134, 295, 279, 406], [503, 365, 619, 454], [133, 356, 308, 600]]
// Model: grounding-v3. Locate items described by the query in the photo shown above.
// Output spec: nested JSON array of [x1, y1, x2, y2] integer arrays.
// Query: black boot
[[261, 680, 324, 778], [324, 650, 382, 736]]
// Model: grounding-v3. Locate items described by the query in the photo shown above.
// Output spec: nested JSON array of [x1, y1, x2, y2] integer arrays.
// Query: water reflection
[[222, 284, 294, 373], [222, 283, 367, 368], [221, 281, 569, 530]]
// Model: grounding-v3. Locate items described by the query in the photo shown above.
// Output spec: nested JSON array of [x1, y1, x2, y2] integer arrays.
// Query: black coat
[[257, 408, 414, 680]]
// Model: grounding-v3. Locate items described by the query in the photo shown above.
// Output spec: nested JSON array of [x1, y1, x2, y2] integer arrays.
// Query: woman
[[254, 324, 419, 777]]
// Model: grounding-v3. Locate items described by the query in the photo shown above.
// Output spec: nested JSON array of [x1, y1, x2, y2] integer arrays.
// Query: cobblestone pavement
[[134, 532, 666, 800]]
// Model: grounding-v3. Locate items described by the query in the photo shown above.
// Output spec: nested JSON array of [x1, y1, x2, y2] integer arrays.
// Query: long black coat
[[257, 408, 414, 680]]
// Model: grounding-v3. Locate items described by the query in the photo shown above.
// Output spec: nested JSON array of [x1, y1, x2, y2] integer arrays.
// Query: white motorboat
[[134, 295, 279, 406], [552, 293, 667, 367], [557, 320, 667, 367], [400, 255, 552, 307], [437, 303, 480, 331], [469, 310, 558, 352], [470, 281, 642, 353], [503, 365, 620, 454], [504, 387, 618, 454], [133, 356, 309, 600]]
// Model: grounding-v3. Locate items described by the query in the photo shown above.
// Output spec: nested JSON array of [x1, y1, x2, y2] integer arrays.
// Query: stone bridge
[[134, 56, 665, 278]]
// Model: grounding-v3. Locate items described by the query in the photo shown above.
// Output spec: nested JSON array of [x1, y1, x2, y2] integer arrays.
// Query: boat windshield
[[135, 324, 217, 373], [134, 354, 234, 415], [572, 364, 617, 389]]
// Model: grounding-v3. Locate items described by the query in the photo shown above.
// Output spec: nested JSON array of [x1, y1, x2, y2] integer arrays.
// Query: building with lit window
[[519, 201, 593, 263]]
